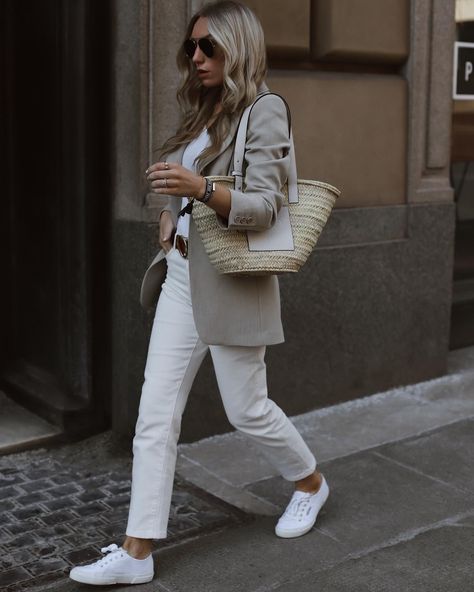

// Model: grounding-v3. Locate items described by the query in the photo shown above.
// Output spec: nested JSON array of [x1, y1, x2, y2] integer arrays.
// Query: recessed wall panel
[[245, 0, 311, 58], [268, 71, 407, 207], [312, 0, 410, 64]]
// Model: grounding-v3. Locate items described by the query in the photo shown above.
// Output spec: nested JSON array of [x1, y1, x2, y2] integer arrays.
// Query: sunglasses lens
[[183, 38, 215, 59], [183, 39, 196, 58], [199, 38, 214, 58]]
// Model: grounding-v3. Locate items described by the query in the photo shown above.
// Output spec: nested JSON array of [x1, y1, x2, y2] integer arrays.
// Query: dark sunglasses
[[183, 37, 216, 59]]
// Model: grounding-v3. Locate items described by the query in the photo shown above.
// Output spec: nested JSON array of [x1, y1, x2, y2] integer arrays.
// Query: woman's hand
[[146, 162, 206, 199], [159, 211, 176, 253]]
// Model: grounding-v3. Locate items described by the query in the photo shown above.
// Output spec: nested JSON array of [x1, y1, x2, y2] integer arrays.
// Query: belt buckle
[[175, 234, 188, 259]]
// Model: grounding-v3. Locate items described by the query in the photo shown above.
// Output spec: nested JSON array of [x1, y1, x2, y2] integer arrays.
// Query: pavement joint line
[[154, 580, 174, 592], [341, 508, 474, 562], [313, 525, 341, 543], [178, 454, 281, 512], [238, 471, 283, 488], [371, 449, 474, 498]]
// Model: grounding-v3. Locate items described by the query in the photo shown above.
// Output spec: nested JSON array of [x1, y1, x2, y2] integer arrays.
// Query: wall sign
[[453, 41, 474, 100]]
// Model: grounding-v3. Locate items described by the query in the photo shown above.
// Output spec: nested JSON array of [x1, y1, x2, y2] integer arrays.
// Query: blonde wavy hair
[[158, 1, 267, 171]]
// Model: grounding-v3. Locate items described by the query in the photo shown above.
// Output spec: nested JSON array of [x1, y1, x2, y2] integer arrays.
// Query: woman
[[70, 1, 329, 586]]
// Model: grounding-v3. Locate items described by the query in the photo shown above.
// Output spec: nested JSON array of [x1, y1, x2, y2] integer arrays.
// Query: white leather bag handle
[[231, 93, 298, 204]]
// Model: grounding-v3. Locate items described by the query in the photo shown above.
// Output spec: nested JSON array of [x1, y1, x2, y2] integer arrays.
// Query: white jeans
[[126, 248, 317, 539]]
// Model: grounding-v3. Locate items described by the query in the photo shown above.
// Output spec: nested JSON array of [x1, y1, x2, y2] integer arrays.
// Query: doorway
[[0, 0, 112, 433]]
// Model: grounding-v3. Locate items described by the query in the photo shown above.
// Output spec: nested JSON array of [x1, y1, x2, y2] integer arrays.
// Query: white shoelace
[[282, 493, 312, 521], [94, 544, 124, 567]]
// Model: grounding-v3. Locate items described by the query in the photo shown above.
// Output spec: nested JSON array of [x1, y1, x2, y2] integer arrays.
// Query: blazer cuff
[[215, 189, 276, 231]]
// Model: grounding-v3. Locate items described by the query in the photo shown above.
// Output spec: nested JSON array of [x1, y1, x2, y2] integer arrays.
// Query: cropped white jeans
[[126, 247, 317, 539]]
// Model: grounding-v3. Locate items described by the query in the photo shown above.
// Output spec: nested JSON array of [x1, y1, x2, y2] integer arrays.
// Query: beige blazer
[[140, 84, 291, 346]]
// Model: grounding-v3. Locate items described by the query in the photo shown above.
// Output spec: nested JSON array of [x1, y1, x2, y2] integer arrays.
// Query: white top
[[176, 128, 210, 239]]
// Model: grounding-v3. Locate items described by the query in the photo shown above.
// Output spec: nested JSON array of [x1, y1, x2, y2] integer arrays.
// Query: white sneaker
[[69, 544, 154, 585], [275, 474, 329, 538]]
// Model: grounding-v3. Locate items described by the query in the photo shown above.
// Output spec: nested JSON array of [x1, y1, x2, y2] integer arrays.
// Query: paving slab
[[274, 513, 474, 592], [247, 434, 474, 553], [176, 455, 279, 516], [177, 432, 276, 487], [373, 417, 474, 495]]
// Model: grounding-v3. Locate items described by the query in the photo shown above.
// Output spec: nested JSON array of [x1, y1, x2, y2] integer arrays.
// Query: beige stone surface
[[245, 0, 311, 57], [268, 71, 407, 207], [404, 0, 455, 204], [0, 392, 61, 454], [312, 0, 410, 64]]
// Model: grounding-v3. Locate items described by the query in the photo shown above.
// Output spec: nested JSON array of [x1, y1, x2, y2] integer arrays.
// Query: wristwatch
[[200, 177, 216, 204]]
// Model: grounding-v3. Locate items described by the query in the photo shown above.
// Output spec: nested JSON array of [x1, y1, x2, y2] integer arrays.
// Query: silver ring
[[164, 162, 170, 170], [164, 178, 168, 188]]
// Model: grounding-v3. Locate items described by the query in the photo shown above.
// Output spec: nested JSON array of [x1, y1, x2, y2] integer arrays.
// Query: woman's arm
[[146, 162, 232, 217], [215, 93, 291, 232], [146, 94, 290, 230]]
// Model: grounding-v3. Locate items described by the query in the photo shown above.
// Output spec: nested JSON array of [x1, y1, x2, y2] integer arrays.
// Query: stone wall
[[110, 0, 456, 440]]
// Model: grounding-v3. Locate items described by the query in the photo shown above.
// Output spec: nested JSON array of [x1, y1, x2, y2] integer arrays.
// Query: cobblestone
[[0, 498, 17, 512], [0, 431, 248, 591], [4, 519, 39, 536], [0, 567, 31, 588], [0, 485, 21, 500]]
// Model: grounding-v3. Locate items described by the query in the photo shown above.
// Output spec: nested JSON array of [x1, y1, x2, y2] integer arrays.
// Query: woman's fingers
[[146, 161, 173, 181], [159, 212, 175, 252], [146, 161, 172, 174], [145, 162, 201, 197], [147, 162, 179, 194]]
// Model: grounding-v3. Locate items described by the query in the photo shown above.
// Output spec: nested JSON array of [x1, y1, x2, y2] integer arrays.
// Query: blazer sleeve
[[148, 195, 180, 228], [216, 94, 291, 232]]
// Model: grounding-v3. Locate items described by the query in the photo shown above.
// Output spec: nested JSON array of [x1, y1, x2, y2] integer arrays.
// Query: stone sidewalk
[[132, 417, 474, 592], [175, 346, 474, 516], [2, 346, 474, 591]]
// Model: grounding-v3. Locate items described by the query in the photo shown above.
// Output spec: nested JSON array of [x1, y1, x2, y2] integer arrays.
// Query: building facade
[[2, 0, 470, 443]]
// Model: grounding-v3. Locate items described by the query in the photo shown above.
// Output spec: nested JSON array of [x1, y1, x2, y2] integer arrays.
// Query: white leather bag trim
[[247, 206, 295, 251]]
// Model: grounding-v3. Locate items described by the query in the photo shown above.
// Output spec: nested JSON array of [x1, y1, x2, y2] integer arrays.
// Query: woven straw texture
[[193, 176, 340, 275]]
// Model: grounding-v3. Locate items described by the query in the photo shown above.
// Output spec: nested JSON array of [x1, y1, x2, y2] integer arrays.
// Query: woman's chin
[[200, 78, 222, 89]]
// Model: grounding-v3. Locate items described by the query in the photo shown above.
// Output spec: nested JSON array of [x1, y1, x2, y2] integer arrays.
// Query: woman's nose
[[192, 47, 205, 65]]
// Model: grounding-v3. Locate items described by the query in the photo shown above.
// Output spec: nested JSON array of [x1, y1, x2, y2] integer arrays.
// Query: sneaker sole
[[69, 572, 154, 585]]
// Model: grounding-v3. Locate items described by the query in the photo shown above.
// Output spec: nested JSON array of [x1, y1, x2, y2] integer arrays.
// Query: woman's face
[[189, 17, 225, 88]]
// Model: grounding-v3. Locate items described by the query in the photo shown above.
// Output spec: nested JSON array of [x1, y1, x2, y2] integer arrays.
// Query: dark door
[[451, 19, 474, 349], [0, 0, 111, 432]]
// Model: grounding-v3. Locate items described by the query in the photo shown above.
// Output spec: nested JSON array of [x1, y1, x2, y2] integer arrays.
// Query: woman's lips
[[197, 70, 209, 76]]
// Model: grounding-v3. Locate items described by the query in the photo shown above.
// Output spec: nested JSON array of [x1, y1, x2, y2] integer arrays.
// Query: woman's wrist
[[195, 176, 206, 200]]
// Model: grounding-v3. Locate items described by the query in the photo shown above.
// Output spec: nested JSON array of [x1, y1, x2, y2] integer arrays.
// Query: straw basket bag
[[192, 93, 340, 276]]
